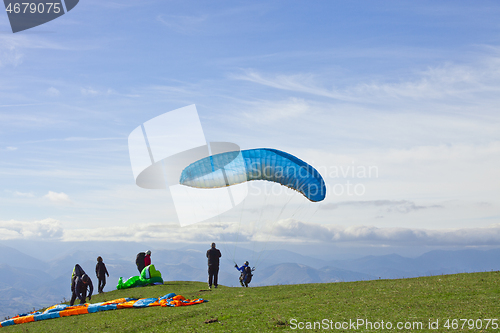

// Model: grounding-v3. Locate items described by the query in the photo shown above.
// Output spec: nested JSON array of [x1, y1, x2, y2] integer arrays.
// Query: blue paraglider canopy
[[179, 148, 326, 202]]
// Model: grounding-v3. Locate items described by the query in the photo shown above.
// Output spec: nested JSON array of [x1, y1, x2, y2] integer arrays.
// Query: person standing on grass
[[95, 256, 109, 294], [206, 242, 221, 289]]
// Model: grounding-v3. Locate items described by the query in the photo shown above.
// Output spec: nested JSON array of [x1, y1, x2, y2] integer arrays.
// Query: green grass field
[[2, 271, 500, 332]]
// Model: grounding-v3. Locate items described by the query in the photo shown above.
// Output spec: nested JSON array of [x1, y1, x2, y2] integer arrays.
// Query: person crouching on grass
[[70, 274, 93, 306]]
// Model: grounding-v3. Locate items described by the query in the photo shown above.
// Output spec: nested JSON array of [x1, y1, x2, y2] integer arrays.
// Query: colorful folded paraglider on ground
[[117, 264, 163, 289], [0, 293, 207, 328]]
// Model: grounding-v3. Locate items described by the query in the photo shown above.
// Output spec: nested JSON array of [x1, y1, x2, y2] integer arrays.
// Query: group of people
[[70, 257, 109, 306], [69, 245, 251, 305], [207, 242, 254, 289], [70, 250, 154, 306]]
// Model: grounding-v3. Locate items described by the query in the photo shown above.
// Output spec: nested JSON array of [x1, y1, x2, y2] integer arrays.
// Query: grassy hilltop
[[2, 271, 500, 332]]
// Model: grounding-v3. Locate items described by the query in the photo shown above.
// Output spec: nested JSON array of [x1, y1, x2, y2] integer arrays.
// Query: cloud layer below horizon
[[2, 218, 500, 248]]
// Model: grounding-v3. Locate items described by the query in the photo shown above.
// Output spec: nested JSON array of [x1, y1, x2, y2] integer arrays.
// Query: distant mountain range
[[1, 242, 499, 319]]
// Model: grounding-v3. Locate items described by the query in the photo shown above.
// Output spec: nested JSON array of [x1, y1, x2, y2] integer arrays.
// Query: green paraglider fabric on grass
[[117, 265, 164, 290]]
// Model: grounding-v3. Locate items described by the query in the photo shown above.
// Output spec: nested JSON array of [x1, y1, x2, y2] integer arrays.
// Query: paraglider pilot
[[136, 250, 152, 274], [70, 264, 94, 305], [235, 261, 253, 287]]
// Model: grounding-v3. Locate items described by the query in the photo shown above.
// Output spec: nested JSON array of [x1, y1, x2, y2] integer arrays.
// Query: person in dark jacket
[[235, 261, 253, 287], [206, 243, 221, 289], [70, 273, 93, 306], [136, 250, 151, 274], [71, 264, 85, 294], [95, 256, 109, 294]]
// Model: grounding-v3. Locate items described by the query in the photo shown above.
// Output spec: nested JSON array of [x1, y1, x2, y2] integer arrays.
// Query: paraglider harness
[[235, 263, 255, 287], [71, 264, 85, 292], [136, 252, 146, 271]]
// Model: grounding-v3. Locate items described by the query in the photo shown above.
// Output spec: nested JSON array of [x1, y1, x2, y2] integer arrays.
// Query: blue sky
[[0, 1, 499, 250]]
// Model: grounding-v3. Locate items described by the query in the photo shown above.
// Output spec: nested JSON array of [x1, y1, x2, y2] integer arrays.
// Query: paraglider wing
[[179, 148, 326, 202], [0, 293, 207, 328], [117, 265, 163, 290]]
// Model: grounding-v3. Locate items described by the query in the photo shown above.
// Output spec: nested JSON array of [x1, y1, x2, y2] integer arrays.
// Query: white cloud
[[0, 34, 78, 68], [157, 14, 208, 34], [0, 46, 23, 68], [303, 141, 500, 205], [6, 146, 17, 151], [0, 218, 63, 240], [0, 34, 71, 51], [63, 136, 123, 142], [0, 103, 42, 108], [382, 141, 500, 163], [233, 71, 344, 100], [58, 219, 500, 247], [241, 97, 311, 123], [321, 200, 442, 214], [14, 191, 34, 198], [62, 222, 247, 242], [44, 191, 72, 203], [79, 87, 134, 97], [234, 53, 500, 111], [264, 219, 500, 246], [46, 87, 60, 97], [80, 87, 99, 96]]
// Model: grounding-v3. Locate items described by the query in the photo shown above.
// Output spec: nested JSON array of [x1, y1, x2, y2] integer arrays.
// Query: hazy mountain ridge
[[253, 263, 377, 285], [0, 242, 499, 319], [325, 249, 500, 278], [0, 265, 67, 320]]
